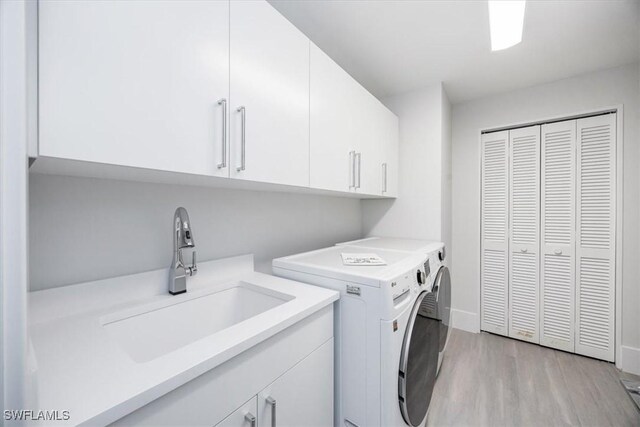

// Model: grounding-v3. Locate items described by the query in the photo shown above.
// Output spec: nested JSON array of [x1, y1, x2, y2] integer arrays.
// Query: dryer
[[337, 237, 451, 374], [273, 245, 437, 427]]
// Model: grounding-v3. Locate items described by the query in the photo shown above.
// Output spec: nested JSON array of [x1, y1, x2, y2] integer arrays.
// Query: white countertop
[[27, 255, 339, 426]]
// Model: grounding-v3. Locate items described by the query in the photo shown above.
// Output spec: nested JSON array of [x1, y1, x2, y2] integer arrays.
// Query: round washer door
[[398, 291, 439, 426], [434, 266, 451, 352], [433, 266, 451, 351]]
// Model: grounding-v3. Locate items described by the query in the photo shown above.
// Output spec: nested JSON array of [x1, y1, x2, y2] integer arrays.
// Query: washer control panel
[[381, 257, 428, 320]]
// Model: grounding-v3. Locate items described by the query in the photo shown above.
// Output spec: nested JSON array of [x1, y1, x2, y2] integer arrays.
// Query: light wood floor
[[427, 329, 640, 427]]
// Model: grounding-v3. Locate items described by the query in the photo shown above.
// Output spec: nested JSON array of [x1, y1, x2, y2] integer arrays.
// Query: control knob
[[416, 269, 426, 285]]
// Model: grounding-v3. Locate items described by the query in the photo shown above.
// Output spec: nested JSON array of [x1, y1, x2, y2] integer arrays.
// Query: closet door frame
[[477, 105, 623, 368]]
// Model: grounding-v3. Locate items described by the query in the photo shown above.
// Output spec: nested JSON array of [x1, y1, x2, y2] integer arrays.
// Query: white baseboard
[[620, 345, 640, 375], [451, 308, 479, 334]]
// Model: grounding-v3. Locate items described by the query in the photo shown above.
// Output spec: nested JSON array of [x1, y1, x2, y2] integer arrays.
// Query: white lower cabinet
[[110, 306, 334, 427], [257, 337, 333, 427]]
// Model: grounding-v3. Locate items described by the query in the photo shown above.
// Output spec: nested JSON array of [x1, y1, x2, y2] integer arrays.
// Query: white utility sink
[[102, 282, 294, 363]]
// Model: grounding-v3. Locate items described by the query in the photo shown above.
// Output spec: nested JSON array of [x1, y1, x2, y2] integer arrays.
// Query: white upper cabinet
[[375, 101, 399, 197], [230, 0, 310, 187], [310, 43, 398, 196], [351, 89, 382, 196], [309, 44, 360, 193], [37, 0, 397, 198], [39, 0, 231, 177]]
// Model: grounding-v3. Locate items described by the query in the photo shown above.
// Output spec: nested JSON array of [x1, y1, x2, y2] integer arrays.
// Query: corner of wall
[[620, 345, 640, 375], [362, 83, 449, 240]]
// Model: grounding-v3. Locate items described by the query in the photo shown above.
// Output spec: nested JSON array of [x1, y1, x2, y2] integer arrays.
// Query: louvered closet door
[[508, 126, 540, 343], [540, 121, 576, 352], [481, 131, 509, 336], [575, 114, 616, 362]]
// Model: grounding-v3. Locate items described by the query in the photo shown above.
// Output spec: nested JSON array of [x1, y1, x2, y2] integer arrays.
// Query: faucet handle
[[188, 251, 198, 276]]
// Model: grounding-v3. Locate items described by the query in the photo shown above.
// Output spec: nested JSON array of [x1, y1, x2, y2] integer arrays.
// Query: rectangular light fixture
[[489, 0, 526, 51]]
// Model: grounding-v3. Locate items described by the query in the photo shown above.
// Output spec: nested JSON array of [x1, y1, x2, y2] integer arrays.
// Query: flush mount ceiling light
[[489, 0, 526, 51]]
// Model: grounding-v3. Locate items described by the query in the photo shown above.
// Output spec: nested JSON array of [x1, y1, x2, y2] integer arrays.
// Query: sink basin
[[102, 282, 293, 362]]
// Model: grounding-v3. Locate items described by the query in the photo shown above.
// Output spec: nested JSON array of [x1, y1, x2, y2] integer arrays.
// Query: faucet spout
[[169, 207, 197, 295]]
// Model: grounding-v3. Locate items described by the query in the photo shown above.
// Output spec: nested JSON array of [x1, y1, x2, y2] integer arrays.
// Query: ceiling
[[269, 0, 640, 104]]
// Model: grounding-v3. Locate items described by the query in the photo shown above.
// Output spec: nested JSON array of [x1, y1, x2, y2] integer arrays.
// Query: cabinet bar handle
[[217, 98, 227, 169], [382, 162, 387, 193], [237, 106, 246, 172], [244, 412, 256, 427], [356, 152, 362, 189], [266, 396, 276, 426], [349, 151, 356, 188]]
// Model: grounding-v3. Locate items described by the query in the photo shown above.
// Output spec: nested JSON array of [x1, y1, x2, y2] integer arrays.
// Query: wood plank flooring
[[427, 329, 640, 427]]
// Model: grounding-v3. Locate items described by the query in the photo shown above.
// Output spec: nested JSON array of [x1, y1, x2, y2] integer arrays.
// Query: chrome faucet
[[169, 207, 197, 295]]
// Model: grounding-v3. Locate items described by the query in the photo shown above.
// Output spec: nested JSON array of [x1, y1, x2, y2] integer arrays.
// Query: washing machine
[[337, 237, 451, 374], [273, 245, 438, 427]]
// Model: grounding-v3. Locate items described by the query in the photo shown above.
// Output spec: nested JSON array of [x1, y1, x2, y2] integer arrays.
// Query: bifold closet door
[[508, 126, 540, 343], [540, 121, 576, 352], [481, 130, 509, 336], [575, 114, 616, 362]]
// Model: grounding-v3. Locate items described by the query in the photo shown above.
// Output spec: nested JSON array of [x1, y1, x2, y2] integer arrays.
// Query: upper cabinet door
[[310, 44, 360, 193], [377, 103, 399, 197], [39, 0, 230, 177], [353, 90, 383, 196], [230, 0, 310, 186]]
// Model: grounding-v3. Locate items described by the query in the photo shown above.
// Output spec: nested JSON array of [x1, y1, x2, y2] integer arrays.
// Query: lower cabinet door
[[215, 396, 258, 427], [257, 339, 333, 427]]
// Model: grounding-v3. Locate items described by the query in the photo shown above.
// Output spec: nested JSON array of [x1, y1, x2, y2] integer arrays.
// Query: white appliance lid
[[337, 237, 444, 254], [272, 245, 426, 288]]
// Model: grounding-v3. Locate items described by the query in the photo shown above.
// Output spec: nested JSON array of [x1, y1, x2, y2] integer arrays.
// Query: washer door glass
[[435, 266, 451, 352], [398, 291, 439, 427]]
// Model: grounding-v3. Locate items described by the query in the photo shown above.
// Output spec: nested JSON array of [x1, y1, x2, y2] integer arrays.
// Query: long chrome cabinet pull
[[244, 412, 256, 427], [382, 162, 387, 193], [349, 151, 356, 188], [356, 152, 362, 188], [236, 106, 246, 172], [217, 98, 227, 169], [266, 396, 276, 426]]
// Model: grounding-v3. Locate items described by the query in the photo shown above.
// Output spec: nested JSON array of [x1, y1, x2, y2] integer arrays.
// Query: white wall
[[1, 0, 30, 416], [362, 83, 451, 248], [29, 174, 363, 290], [451, 63, 640, 372]]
